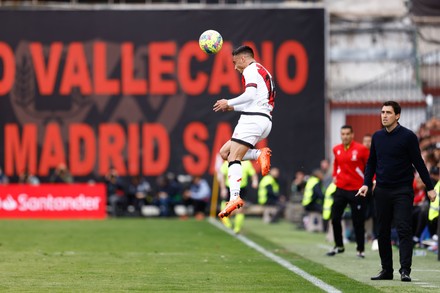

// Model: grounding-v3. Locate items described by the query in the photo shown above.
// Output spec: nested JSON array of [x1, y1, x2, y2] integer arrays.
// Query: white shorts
[[232, 113, 272, 148]]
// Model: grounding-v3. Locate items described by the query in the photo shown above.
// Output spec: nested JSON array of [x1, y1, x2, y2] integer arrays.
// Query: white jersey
[[228, 62, 276, 118]]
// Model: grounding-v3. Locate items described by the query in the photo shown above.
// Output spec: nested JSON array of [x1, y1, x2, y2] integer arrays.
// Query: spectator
[[320, 159, 333, 190], [362, 133, 372, 149], [49, 163, 73, 183], [165, 172, 184, 215], [18, 169, 40, 185], [183, 176, 211, 220], [155, 173, 183, 217], [104, 168, 126, 217], [290, 170, 307, 202], [433, 147, 440, 163], [0, 167, 9, 184], [126, 175, 152, 216]]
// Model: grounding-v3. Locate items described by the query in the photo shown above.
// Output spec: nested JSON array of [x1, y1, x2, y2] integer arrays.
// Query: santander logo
[[0, 193, 101, 212], [0, 195, 18, 211]]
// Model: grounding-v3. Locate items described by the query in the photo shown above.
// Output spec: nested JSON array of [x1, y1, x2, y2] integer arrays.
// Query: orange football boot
[[218, 197, 245, 218], [258, 147, 272, 176]]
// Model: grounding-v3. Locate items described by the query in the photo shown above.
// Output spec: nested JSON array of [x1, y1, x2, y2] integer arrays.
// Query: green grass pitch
[[0, 218, 438, 292]]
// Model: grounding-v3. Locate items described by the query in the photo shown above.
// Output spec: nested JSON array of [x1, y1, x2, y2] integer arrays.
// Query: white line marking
[[209, 218, 342, 293], [317, 243, 333, 250], [414, 282, 439, 288]]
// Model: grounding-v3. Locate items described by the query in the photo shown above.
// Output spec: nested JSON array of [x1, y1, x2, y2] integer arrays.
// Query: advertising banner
[[0, 8, 325, 181], [0, 183, 107, 219]]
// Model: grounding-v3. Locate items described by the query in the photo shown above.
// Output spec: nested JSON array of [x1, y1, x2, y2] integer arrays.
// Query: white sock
[[228, 162, 242, 201], [242, 149, 260, 161]]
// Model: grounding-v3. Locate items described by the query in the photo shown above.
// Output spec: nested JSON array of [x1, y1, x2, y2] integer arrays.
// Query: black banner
[[0, 8, 325, 182]]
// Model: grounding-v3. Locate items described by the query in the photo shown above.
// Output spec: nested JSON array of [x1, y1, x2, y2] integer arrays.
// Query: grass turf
[[0, 218, 321, 292], [242, 217, 440, 293], [0, 218, 438, 292]]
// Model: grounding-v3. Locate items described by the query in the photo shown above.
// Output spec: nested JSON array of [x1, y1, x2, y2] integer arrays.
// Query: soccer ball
[[199, 30, 223, 55]]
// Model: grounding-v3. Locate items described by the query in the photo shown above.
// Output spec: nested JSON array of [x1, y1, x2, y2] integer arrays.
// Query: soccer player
[[213, 45, 275, 219], [358, 101, 437, 282]]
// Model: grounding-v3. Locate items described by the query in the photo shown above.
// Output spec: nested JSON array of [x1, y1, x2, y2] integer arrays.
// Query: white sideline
[[209, 218, 342, 293]]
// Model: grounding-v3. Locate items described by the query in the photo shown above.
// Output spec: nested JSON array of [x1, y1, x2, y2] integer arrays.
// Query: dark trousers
[[331, 188, 366, 252], [374, 185, 414, 274]]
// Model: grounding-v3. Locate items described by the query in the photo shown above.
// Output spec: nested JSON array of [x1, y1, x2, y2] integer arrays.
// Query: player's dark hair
[[341, 125, 353, 132], [232, 45, 254, 58], [383, 100, 401, 115]]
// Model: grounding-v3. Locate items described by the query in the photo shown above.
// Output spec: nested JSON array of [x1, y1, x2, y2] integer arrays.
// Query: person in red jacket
[[327, 125, 370, 258]]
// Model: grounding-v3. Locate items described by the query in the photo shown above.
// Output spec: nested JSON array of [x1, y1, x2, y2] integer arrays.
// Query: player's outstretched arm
[[213, 99, 234, 112]]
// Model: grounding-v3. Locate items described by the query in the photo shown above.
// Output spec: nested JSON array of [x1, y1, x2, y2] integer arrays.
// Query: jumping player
[[213, 45, 275, 218]]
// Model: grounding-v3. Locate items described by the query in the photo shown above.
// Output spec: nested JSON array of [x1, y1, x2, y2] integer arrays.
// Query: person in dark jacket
[[358, 101, 437, 282]]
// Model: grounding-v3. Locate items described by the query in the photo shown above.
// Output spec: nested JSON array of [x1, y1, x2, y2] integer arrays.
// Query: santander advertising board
[[0, 184, 106, 219]]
